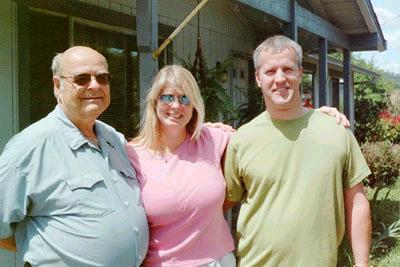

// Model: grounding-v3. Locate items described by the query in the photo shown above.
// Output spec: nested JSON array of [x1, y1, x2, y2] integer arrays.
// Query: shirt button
[[112, 177, 118, 182], [123, 201, 129, 206]]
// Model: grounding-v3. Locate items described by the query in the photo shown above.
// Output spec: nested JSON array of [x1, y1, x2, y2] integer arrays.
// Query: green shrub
[[176, 56, 236, 122], [236, 85, 264, 126], [372, 219, 400, 256], [362, 142, 400, 195], [378, 120, 400, 143], [338, 143, 400, 266], [377, 111, 400, 143], [362, 142, 400, 259], [354, 78, 388, 143]]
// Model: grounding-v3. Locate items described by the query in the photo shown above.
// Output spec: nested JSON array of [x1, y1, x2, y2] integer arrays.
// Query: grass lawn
[[338, 178, 400, 266], [367, 178, 400, 267]]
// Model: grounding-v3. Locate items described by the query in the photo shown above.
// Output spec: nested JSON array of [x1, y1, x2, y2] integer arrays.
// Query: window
[[74, 23, 139, 138], [29, 11, 69, 124], [29, 10, 140, 138]]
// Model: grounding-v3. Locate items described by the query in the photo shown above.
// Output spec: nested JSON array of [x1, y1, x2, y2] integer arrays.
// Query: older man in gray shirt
[[0, 46, 148, 266]]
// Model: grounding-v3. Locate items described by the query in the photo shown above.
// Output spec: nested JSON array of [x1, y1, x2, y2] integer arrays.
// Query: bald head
[[51, 46, 111, 129], [51, 46, 108, 76]]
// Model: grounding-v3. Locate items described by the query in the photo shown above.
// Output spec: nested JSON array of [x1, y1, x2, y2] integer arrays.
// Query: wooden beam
[[355, 0, 377, 32], [318, 37, 328, 107], [304, 54, 380, 78], [136, 0, 158, 116], [289, 0, 297, 42], [343, 49, 355, 131], [331, 77, 340, 109], [357, 0, 386, 51], [153, 0, 209, 59], [349, 33, 380, 51], [236, 0, 349, 49]]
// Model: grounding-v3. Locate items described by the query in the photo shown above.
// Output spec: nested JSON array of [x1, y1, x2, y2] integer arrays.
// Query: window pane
[[74, 24, 139, 138], [30, 11, 69, 123]]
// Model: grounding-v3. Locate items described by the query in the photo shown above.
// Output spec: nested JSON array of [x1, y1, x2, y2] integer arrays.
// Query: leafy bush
[[362, 142, 400, 262], [362, 142, 400, 205], [372, 219, 400, 256], [378, 111, 400, 143], [236, 85, 264, 126], [175, 56, 236, 122], [338, 142, 400, 266], [354, 80, 389, 143]]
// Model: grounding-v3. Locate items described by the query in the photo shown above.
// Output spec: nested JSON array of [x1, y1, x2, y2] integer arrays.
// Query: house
[[0, 0, 387, 264], [0, 0, 386, 151]]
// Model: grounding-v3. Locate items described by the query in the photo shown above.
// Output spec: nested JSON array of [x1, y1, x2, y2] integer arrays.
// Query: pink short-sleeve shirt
[[126, 127, 234, 267]]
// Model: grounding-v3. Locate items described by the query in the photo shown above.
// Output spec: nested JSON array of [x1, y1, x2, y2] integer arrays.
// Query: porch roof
[[232, 0, 386, 52]]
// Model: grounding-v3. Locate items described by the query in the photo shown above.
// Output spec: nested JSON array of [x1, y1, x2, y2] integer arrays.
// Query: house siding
[[77, 0, 255, 66]]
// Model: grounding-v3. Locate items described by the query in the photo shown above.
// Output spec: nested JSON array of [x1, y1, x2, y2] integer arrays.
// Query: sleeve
[[223, 139, 244, 202], [0, 149, 30, 239], [203, 126, 232, 160], [342, 130, 371, 189]]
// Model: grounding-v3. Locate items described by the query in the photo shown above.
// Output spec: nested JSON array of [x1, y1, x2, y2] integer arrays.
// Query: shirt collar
[[51, 105, 116, 151]]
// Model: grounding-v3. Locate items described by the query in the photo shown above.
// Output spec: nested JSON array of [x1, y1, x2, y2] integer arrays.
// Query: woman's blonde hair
[[133, 65, 205, 151]]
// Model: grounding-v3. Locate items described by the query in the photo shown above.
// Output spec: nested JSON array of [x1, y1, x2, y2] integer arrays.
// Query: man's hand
[[0, 237, 17, 251], [344, 183, 371, 267], [317, 106, 350, 128]]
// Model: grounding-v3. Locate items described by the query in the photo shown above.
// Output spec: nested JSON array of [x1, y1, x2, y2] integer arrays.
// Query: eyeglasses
[[159, 94, 191, 106], [60, 73, 111, 86]]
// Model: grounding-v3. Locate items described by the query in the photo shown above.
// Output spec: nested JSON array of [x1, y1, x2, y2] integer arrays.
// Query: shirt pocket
[[66, 173, 114, 217]]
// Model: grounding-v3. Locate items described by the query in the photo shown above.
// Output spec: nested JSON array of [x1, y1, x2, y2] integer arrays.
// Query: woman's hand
[[204, 122, 236, 133], [317, 106, 350, 128]]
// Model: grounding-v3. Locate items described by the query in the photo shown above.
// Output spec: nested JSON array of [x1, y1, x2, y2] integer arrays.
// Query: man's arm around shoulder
[[0, 237, 16, 251], [344, 182, 371, 267]]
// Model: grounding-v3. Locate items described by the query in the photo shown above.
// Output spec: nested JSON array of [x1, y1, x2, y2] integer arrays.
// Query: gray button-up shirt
[[0, 106, 149, 267]]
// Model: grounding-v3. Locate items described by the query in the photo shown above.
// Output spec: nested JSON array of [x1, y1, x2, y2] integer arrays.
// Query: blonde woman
[[126, 65, 349, 267], [126, 65, 235, 267]]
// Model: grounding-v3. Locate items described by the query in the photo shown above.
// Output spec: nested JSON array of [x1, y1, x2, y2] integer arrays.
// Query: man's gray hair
[[51, 53, 63, 76], [253, 35, 303, 69]]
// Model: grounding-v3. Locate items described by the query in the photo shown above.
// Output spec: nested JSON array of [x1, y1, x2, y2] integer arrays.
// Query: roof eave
[[355, 0, 387, 51]]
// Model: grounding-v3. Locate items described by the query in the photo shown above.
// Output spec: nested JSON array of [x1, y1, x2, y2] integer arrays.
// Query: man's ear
[[255, 69, 261, 87], [53, 76, 62, 99], [298, 66, 303, 78]]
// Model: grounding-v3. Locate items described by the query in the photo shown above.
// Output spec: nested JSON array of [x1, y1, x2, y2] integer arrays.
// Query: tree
[[352, 55, 390, 143]]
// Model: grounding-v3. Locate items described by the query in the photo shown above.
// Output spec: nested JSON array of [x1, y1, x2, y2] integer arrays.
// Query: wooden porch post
[[136, 0, 158, 117], [331, 77, 340, 109], [318, 37, 328, 107], [290, 0, 298, 42], [343, 49, 355, 131]]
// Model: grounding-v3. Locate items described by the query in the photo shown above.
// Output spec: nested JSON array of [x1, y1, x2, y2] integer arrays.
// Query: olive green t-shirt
[[224, 110, 370, 267]]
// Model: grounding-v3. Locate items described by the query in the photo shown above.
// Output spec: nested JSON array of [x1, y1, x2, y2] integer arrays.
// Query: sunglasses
[[60, 73, 111, 86], [159, 94, 191, 106]]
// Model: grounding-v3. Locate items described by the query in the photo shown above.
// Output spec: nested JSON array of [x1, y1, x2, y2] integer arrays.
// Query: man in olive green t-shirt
[[224, 35, 371, 267]]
